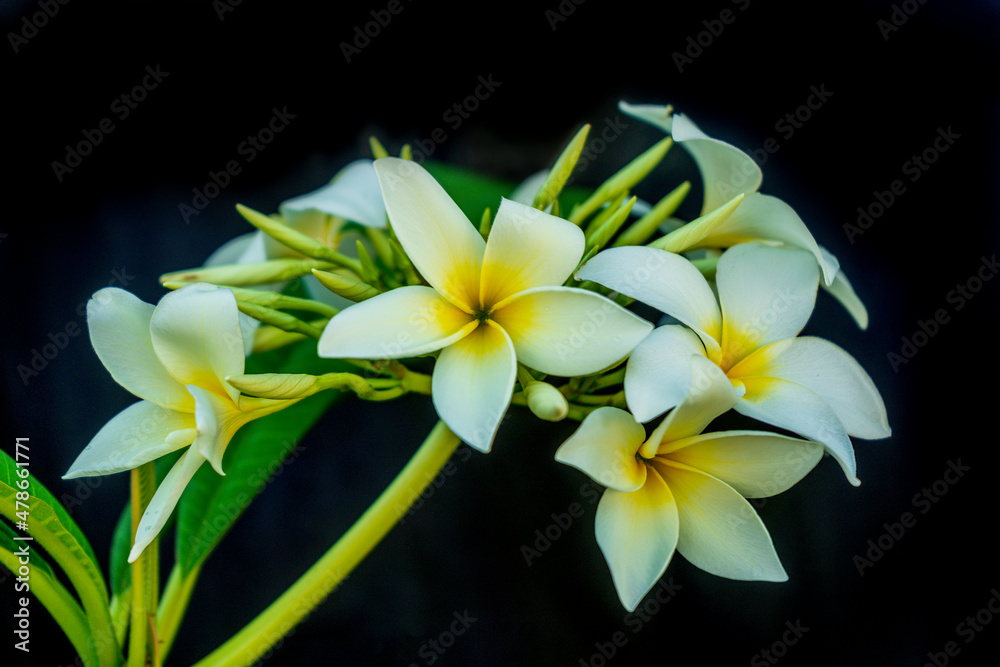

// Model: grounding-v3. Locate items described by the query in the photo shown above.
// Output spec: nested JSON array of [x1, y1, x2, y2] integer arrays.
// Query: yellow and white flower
[[556, 357, 824, 611], [64, 283, 297, 561], [578, 242, 890, 485], [620, 101, 868, 328], [318, 158, 653, 452]]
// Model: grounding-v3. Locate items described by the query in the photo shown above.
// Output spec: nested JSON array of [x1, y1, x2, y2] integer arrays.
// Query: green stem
[[193, 420, 461, 667], [128, 463, 160, 667], [590, 368, 626, 391], [571, 390, 626, 406], [157, 562, 203, 664]]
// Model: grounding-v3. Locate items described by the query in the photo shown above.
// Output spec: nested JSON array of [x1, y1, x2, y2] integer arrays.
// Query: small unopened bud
[[227, 373, 319, 400], [160, 257, 335, 287], [311, 269, 381, 302], [524, 381, 569, 422], [227, 371, 374, 400]]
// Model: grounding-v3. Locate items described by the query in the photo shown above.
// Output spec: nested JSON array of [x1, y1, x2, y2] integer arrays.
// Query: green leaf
[[175, 340, 352, 574], [109, 504, 132, 599], [423, 161, 518, 220], [1, 523, 99, 666], [423, 160, 592, 224], [0, 450, 121, 665], [0, 519, 55, 577]]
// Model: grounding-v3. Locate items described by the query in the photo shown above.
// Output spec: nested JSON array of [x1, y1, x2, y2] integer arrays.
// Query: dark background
[[2, 1, 998, 665]]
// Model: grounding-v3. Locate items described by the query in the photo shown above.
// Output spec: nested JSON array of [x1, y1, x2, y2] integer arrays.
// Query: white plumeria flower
[[619, 101, 868, 328], [318, 158, 653, 452], [556, 357, 824, 611], [64, 284, 297, 562], [578, 242, 890, 485]]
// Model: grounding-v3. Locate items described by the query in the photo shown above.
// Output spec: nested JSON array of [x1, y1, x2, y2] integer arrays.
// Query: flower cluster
[[68, 103, 889, 617]]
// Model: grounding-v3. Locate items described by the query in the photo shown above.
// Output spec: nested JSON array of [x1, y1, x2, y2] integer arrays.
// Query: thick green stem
[[128, 463, 159, 667], [193, 420, 461, 667], [157, 562, 203, 664]]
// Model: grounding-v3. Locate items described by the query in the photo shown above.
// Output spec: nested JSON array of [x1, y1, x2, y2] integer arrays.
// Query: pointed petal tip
[[465, 438, 493, 454]]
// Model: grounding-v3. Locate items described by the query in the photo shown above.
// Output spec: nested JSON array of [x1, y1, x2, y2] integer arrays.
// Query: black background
[[2, 1, 998, 665]]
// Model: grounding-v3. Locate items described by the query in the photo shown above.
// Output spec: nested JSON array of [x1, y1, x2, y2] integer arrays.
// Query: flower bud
[[161, 257, 335, 287], [311, 269, 381, 302], [524, 381, 569, 422]]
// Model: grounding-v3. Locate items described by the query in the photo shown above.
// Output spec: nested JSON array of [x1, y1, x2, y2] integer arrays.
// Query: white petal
[[654, 460, 787, 581], [318, 286, 475, 360], [662, 431, 823, 498], [204, 232, 268, 266], [820, 251, 869, 329], [705, 193, 838, 284], [618, 101, 674, 134], [716, 243, 818, 369], [150, 284, 246, 404], [432, 322, 516, 453], [188, 385, 225, 475], [374, 158, 485, 311], [595, 467, 679, 612], [578, 246, 722, 352], [280, 159, 387, 229], [128, 449, 207, 562], [555, 407, 647, 492], [508, 169, 550, 206], [480, 198, 584, 307], [64, 401, 196, 478], [493, 287, 652, 377], [623, 325, 705, 423], [671, 114, 763, 214], [87, 288, 193, 411], [731, 337, 890, 439], [642, 356, 740, 457], [736, 376, 859, 486]]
